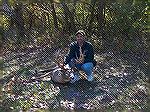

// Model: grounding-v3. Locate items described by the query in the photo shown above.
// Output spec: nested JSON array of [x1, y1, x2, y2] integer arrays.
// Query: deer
[[4, 48, 85, 94], [43, 49, 79, 84], [49, 47, 88, 83]]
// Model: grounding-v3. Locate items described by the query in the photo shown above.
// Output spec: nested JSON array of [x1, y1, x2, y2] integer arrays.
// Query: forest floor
[[0, 46, 149, 112]]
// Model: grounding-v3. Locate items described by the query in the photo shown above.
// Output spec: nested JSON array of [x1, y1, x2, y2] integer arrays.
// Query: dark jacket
[[64, 41, 96, 66]]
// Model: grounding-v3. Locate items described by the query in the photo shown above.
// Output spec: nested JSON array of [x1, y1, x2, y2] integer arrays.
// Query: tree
[[61, 1, 76, 34], [50, 0, 59, 31], [97, 0, 105, 37]]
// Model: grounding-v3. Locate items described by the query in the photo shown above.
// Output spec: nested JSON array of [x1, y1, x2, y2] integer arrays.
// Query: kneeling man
[[63, 30, 96, 83]]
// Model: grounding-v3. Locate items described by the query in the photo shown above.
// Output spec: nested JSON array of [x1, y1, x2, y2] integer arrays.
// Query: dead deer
[[46, 49, 79, 84], [50, 47, 90, 83]]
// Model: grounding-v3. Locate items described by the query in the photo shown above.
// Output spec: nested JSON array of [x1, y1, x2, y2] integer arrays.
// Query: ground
[[0, 46, 149, 112]]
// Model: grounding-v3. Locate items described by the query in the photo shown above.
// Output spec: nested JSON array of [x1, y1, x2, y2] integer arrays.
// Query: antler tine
[[55, 49, 65, 68], [75, 46, 85, 64]]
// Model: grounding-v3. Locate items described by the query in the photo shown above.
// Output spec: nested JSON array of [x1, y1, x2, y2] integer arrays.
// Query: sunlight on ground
[[1, 50, 149, 112]]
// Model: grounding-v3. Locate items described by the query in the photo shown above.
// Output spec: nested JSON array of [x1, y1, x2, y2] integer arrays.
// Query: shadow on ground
[[0, 47, 149, 112]]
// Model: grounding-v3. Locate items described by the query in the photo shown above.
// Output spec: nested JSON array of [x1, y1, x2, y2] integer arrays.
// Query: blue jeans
[[69, 59, 94, 81]]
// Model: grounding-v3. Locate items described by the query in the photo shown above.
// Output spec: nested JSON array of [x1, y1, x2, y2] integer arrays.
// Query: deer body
[[43, 64, 74, 84]]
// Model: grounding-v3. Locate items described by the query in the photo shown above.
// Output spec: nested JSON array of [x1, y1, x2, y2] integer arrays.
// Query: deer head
[[54, 49, 72, 81], [75, 46, 85, 64]]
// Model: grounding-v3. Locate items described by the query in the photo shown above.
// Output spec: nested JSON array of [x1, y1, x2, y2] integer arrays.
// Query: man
[[63, 30, 96, 83]]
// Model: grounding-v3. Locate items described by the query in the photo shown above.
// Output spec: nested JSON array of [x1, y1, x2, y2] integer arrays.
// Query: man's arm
[[84, 43, 94, 63]]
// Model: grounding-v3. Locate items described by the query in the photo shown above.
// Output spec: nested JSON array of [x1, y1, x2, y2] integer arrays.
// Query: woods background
[[0, 0, 149, 111], [1, 0, 149, 53]]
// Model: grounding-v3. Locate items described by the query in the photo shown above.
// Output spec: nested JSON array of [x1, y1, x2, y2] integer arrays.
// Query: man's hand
[[75, 58, 84, 64], [59, 63, 64, 69]]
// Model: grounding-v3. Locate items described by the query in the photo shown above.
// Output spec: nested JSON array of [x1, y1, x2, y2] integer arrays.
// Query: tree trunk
[[50, 0, 58, 31], [87, 0, 97, 36], [62, 2, 76, 34], [97, 0, 105, 37], [14, 3, 26, 45], [61, 2, 70, 33]]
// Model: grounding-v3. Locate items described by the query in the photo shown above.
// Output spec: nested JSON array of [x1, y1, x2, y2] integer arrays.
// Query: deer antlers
[[75, 46, 85, 64], [55, 49, 65, 69]]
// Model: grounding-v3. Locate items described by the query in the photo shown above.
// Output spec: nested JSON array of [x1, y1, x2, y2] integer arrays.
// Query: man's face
[[76, 33, 85, 45]]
